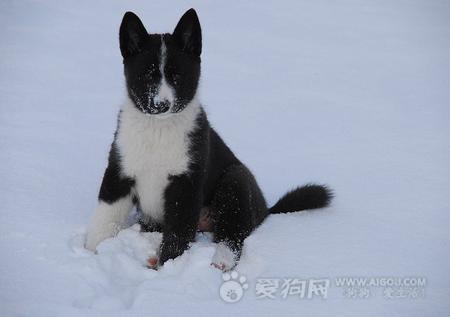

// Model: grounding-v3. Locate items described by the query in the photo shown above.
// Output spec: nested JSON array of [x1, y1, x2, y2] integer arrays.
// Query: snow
[[1, 0, 449, 316]]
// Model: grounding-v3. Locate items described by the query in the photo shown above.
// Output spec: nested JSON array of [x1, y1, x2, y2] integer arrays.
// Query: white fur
[[211, 242, 237, 271], [116, 98, 200, 223], [85, 195, 133, 251], [153, 38, 175, 106], [86, 99, 200, 251]]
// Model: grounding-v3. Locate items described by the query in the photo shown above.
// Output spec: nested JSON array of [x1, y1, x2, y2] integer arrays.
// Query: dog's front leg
[[148, 174, 201, 268], [85, 145, 135, 251]]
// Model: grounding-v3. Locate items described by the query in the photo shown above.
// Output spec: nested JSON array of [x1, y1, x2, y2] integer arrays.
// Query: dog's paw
[[146, 256, 159, 269], [211, 242, 237, 272], [85, 228, 115, 252]]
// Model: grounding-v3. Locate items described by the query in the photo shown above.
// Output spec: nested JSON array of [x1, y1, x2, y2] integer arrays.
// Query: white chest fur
[[116, 99, 200, 223]]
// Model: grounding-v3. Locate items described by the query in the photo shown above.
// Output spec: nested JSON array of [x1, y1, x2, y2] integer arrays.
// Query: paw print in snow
[[219, 271, 248, 303]]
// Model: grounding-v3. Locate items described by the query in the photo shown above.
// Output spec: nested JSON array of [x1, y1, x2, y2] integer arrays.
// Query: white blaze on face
[[152, 36, 175, 107]]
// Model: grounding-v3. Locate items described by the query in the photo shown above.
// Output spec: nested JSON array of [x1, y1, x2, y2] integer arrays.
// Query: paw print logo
[[219, 271, 249, 303]]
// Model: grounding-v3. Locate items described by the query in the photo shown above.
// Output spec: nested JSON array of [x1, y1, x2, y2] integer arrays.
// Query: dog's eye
[[165, 66, 181, 78], [167, 70, 181, 84]]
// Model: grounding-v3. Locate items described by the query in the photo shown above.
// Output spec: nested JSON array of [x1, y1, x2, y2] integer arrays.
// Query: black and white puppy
[[85, 9, 332, 271]]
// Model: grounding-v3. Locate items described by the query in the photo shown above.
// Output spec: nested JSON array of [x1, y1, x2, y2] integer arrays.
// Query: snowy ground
[[1, 0, 450, 316]]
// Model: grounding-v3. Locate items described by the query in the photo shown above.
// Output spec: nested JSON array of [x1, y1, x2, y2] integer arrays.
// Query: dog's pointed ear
[[173, 8, 202, 57], [119, 12, 148, 58]]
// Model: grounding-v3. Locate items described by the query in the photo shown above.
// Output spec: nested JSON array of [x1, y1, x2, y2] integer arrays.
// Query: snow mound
[[66, 225, 231, 310]]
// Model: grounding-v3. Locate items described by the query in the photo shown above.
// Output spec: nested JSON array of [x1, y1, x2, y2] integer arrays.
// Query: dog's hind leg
[[210, 164, 268, 271]]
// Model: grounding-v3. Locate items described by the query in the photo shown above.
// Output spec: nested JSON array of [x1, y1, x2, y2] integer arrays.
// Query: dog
[[85, 9, 332, 271]]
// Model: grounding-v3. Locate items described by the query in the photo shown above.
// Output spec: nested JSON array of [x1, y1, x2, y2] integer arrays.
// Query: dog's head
[[119, 9, 201, 116]]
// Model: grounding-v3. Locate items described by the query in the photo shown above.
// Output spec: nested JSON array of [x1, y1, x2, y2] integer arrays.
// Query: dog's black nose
[[157, 100, 170, 112], [149, 99, 170, 114]]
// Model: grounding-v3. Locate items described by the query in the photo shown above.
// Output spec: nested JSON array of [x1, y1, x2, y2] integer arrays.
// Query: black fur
[[96, 9, 332, 269], [270, 184, 333, 214], [120, 10, 201, 115], [98, 142, 134, 204]]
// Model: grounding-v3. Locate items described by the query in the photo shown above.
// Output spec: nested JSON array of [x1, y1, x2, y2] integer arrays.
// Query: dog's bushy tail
[[269, 184, 333, 214]]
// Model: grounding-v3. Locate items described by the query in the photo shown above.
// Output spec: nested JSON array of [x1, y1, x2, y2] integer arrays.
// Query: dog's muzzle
[[148, 99, 170, 114]]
